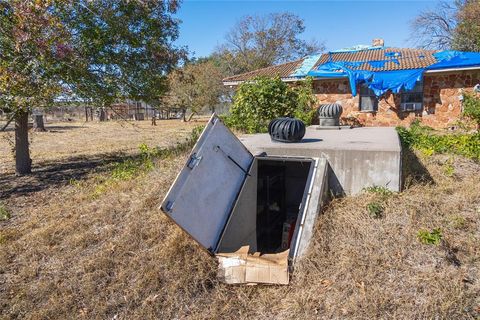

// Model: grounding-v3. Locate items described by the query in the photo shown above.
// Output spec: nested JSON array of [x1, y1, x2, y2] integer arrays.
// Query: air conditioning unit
[[401, 102, 422, 112]]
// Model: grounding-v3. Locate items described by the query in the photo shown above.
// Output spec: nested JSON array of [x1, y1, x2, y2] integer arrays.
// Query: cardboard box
[[217, 246, 289, 285]]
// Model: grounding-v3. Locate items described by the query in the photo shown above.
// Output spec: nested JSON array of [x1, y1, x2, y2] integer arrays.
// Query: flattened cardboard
[[216, 246, 289, 285]]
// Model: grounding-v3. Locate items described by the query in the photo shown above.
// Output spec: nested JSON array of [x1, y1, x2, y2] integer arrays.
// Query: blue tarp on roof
[[306, 49, 480, 97], [307, 61, 422, 96], [427, 50, 480, 70], [365, 69, 424, 97]]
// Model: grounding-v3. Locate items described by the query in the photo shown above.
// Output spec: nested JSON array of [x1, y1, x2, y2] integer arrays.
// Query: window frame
[[359, 84, 379, 112], [400, 81, 424, 112]]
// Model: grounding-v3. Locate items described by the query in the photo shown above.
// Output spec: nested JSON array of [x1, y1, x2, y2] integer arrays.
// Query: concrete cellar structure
[[240, 125, 402, 195], [161, 115, 402, 284]]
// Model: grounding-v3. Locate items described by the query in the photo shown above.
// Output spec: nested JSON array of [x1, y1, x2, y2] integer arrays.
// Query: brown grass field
[[0, 119, 479, 319]]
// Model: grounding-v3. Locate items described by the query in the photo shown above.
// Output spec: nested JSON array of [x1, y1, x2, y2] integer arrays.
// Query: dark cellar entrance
[[218, 158, 313, 255]]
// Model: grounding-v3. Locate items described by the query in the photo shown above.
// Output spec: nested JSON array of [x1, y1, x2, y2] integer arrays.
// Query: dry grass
[[0, 119, 204, 176], [1, 123, 479, 319]]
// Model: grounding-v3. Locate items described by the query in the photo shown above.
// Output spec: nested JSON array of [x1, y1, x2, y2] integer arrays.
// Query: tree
[[57, 0, 185, 106], [410, 1, 459, 50], [225, 77, 317, 133], [166, 59, 226, 121], [214, 13, 324, 76], [410, 0, 480, 51], [452, 1, 480, 51], [0, 0, 185, 175], [0, 0, 68, 174]]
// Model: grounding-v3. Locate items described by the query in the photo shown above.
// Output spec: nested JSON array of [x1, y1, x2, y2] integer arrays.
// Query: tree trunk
[[33, 114, 46, 132], [182, 108, 187, 122], [15, 111, 32, 175], [99, 108, 106, 121]]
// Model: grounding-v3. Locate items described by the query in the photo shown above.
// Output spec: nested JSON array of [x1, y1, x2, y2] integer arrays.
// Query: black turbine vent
[[268, 118, 306, 143]]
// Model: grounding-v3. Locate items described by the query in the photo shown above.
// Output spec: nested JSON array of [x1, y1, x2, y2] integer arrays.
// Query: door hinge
[[165, 200, 174, 212], [186, 153, 202, 169]]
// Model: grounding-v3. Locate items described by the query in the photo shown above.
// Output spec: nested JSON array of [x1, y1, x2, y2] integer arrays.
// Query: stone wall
[[313, 70, 480, 128]]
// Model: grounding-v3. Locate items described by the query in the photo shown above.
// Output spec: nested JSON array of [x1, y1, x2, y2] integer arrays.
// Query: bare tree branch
[[409, 1, 459, 49], [215, 12, 325, 75]]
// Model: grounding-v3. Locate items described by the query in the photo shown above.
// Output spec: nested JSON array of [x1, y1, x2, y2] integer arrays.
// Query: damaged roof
[[222, 46, 480, 84], [313, 47, 437, 72], [223, 58, 305, 83]]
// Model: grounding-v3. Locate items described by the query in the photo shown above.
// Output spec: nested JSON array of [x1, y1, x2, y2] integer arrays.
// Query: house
[[223, 39, 480, 128]]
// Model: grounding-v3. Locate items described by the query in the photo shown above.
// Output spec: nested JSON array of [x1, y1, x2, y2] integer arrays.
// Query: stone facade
[[313, 70, 480, 128]]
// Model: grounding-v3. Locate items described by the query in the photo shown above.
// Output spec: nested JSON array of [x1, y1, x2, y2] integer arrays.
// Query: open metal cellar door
[[161, 115, 253, 252], [161, 115, 327, 285]]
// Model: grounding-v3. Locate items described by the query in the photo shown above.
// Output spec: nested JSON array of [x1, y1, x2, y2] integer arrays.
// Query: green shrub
[[226, 76, 317, 133], [367, 201, 384, 219], [396, 121, 480, 160], [417, 228, 443, 245], [0, 203, 11, 221], [462, 92, 480, 129]]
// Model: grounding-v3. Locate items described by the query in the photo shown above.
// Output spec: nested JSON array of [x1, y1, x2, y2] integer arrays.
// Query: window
[[400, 81, 423, 112], [359, 85, 378, 112]]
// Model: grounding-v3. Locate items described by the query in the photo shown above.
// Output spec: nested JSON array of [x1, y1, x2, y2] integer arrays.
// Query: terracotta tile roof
[[314, 47, 437, 71], [222, 58, 304, 82], [223, 47, 438, 83]]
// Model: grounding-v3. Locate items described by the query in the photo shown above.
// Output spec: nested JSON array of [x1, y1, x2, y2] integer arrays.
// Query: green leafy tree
[[0, 0, 69, 174], [0, 0, 185, 175], [214, 13, 324, 76], [57, 0, 185, 106], [226, 76, 317, 133], [166, 59, 226, 121]]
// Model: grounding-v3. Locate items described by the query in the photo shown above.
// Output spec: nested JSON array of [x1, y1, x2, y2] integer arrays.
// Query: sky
[[174, 0, 442, 58]]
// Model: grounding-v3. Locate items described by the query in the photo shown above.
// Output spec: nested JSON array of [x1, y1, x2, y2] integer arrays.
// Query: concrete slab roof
[[239, 126, 401, 154]]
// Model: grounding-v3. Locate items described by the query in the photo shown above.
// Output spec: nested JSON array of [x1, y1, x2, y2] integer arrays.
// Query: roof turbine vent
[[318, 103, 343, 127], [268, 118, 306, 143]]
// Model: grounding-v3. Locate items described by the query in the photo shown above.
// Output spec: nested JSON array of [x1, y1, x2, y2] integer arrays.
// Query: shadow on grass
[[0, 152, 134, 200], [402, 148, 434, 189], [44, 125, 86, 132], [1, 124, 85, 133]]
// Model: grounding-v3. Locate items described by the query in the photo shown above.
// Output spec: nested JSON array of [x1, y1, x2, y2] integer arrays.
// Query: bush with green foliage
[[462, 92, 480, 129], [396, 120, 480, 160], [417, 228, 443, 245], [225, 76, 317, 133]]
